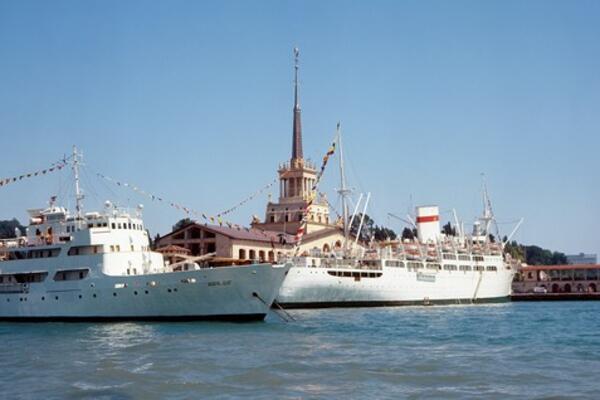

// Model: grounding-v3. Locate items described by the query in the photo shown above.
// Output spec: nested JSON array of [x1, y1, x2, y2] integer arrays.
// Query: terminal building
[[157, 51, 351, 262], [566, 253, 597, 265], [513, 264, 600, 294]]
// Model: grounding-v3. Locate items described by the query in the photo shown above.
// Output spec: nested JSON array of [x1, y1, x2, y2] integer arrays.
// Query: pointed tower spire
[[292, 47, 303, 161]]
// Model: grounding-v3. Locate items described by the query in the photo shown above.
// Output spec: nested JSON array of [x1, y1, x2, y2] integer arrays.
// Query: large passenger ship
[[0, 148, 290, 321], [277, 204, 515, 308]]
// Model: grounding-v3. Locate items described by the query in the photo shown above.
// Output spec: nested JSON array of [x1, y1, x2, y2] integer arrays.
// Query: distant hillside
[[0, 219, 26, 239], [504, 240, 567, 265]]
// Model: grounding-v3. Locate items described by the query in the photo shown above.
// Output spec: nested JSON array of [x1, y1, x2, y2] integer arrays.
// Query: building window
[[259, 250, 266, 262], [239, 249, 246, 259], [249, 250, 256, 260], [270, 216, 275, 223]]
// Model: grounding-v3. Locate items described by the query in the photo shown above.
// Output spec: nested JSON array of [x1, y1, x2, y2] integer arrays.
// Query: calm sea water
[[1, 302, 599, 399]]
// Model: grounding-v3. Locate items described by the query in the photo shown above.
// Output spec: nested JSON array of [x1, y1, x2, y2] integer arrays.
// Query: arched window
[[323, 243, 331, 253], [335, 240, 342, 249], [588, 283, 597, 293], [258, 250, 266, 262], [239, 249, 246, 260], [268, 251, 275, 262], [249, 250, 256, 260]]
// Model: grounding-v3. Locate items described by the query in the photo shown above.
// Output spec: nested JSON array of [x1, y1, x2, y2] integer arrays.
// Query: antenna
[[72, 145, 84, 220]]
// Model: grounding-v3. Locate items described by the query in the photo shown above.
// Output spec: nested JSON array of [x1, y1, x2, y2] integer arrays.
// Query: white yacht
[[0, 149, 290, 321]]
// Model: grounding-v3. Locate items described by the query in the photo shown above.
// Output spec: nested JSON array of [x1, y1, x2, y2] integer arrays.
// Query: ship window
[[459, 265, 471, 271], [443, 253, 456, 260], [12, 272, 48, 283], [458, 255, 471, 261], [131, 245, 135, 252], [386, 260, 404, 267], [427, 263, 441, 270], [110, 245, 115, 252], [486, 266, 497, 271], [116, 245, 120, 252], [474, 266, 485, 271], [54, 269, 89, 281], [444, 265, 458, 271], [88, 223, 93, 228]]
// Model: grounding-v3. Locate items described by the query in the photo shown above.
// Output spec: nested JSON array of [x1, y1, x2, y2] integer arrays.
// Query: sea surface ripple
[[1, 302, 599, 399]]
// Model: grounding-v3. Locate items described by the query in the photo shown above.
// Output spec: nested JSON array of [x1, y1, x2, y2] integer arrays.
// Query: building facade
[[513, 264, 600, 294], [566, 253, 597, 265]]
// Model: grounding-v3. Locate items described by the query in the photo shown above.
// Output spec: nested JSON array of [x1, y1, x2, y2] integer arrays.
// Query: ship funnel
[[416, 205, 440, 243]]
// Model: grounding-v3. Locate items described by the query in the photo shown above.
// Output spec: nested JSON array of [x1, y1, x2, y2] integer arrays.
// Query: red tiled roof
[[521, 264, 600, 271], [158, 222, 296, 245]]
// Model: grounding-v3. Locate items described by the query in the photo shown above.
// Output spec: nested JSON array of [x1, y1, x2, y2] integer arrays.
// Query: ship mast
[[336, 123, 352, 249], [72, 145, 84, 221]]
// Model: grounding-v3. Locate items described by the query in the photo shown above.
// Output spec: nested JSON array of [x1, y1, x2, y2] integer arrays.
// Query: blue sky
[[1, 1, 598, 256]]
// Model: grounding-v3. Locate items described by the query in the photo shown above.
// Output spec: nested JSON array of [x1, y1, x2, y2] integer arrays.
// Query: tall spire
[[292, 47, 303, 161]]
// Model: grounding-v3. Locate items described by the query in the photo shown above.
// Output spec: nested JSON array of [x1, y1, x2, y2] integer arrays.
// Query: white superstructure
[[0, 149, 290, 321]]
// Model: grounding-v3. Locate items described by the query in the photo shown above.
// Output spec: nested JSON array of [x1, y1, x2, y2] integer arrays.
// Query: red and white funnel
[[416, 206, 440, 243]]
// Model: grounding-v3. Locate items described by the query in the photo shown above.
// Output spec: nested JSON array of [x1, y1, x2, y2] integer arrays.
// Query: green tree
[[401, 227, 417, 240], [350, 213, 397, 242], [172, 218, 193, 231], [442, 222, 456, 236], [0, 219, 26, 239]]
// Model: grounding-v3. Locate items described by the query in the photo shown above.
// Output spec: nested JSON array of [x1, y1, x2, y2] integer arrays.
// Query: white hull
[[0, 263, 289, 321], [277, 264, 513, 308]]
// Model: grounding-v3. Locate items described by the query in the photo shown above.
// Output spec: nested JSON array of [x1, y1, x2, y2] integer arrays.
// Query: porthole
[[173, 288, 178, 292], [6, 298, 9, 302], [19, 298, 23, 302], [113, 292, 117, 297], [93, 294, 97, 298], [134, 291, 138, 295], [144, 290, 149, 294], [41, 297, 45, 301], [55, 296, 59, 300], [78, 295, 82, 299], [167, 289, 172, 293]]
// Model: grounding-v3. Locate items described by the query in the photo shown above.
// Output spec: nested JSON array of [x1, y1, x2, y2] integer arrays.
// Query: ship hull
[[0, 263, 289, 322], [276, 264, 513, 309]]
